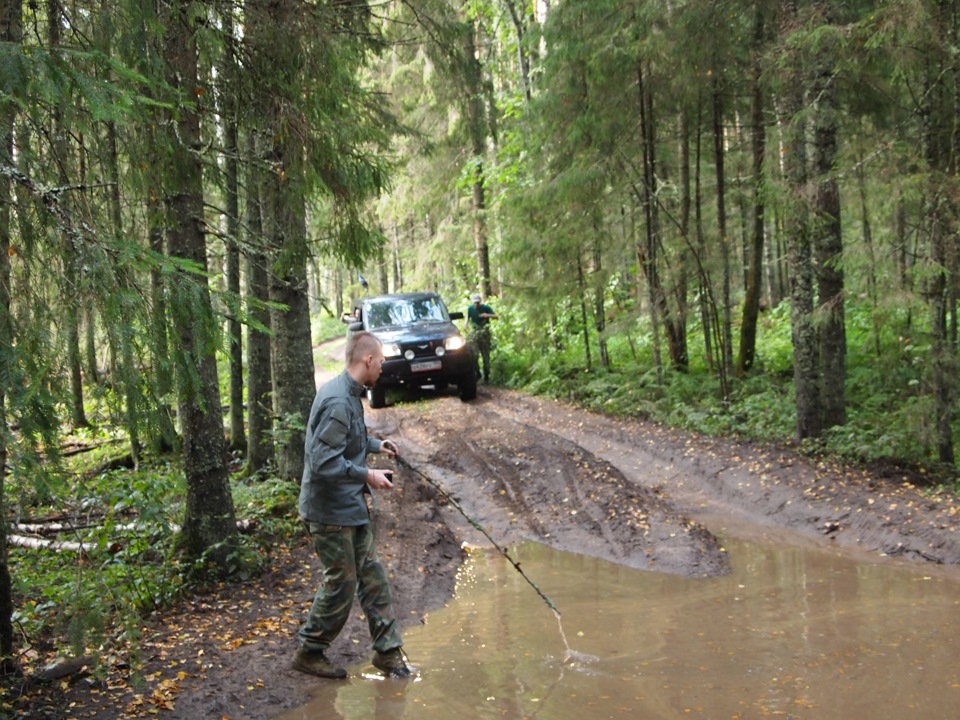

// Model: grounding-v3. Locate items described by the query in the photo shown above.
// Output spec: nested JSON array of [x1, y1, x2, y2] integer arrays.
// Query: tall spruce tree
[[244, 136, 273, 477], [812, 2, 846, 430], [243, 0, 316, 483], [242, 0, 391, 481], [921, 0, 957, 463], [778, 0, 821, 442], [219, 0, 246, 455], [737, 2, 769, 375], [160, 0, 238, 566]]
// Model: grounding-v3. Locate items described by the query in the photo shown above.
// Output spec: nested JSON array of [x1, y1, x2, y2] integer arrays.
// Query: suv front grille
[[400, 341, 439, 358]]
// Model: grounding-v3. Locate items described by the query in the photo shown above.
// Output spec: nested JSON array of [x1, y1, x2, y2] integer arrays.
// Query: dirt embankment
[[29, 385, 960, 720]]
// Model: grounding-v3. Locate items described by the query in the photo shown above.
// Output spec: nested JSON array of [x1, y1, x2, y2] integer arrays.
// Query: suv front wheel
[[367, 384, 387, 409], [458, 369, 478, 402]]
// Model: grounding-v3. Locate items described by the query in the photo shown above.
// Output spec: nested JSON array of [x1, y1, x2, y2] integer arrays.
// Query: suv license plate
[[410, 359, 442, 373]]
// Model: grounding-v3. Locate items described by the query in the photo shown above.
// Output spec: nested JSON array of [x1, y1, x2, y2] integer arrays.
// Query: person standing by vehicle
[[340, 304, 362, 324], [466, 293, 498, 383], [293, 331, 412, 680]]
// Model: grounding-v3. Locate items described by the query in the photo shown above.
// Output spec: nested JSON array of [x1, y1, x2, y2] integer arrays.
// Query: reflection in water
[[277, 532, 960, 720]]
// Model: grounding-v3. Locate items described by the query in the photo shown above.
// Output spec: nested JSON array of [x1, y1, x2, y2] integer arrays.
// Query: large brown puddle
[[277, 520, 960, 720]]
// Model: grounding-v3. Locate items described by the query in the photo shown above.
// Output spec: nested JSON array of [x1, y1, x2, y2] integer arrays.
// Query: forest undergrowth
[[491, 296, 959, 489]]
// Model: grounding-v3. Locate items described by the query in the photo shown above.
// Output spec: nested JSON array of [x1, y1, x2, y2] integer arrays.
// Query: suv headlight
[[444, 336, 467, 351], [382, 342, 401, 358]]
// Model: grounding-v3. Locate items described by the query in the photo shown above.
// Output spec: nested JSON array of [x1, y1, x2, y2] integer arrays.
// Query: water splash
[[553, 609, 600, 666]]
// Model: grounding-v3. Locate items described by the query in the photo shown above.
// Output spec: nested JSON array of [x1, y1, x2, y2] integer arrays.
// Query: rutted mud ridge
[[471, 390, 960, 565], [377, 394, 728, 578]]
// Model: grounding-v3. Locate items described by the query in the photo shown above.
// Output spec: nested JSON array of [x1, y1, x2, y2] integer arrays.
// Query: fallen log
[[60, 444, 97, 458], [8, 535, 86, 554], [16, 507, 140, 529], [9, 519, 259, 553], [83, 453, 136, 478], [13, 513, 72, 525], [15, 522, 84, 535], [14, 521, 138, 536], [34, 655, 95, 682]]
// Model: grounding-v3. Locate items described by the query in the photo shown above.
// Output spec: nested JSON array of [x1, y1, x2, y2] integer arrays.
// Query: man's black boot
[[292, 648, 347, 679], [372, 648, 413, 679]]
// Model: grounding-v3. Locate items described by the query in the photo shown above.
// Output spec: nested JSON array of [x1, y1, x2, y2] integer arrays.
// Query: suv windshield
[[365, 296, 448, 329]]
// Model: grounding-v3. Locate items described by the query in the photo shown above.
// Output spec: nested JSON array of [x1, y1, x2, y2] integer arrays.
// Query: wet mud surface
[[28, 386, 960, 719]]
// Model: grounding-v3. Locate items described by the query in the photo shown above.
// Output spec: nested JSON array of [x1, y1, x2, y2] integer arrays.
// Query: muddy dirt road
[[45, 384, 960, 719]]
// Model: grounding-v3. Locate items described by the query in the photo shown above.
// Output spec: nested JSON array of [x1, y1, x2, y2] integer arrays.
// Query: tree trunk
[[922, 12, 956, 463], [162, 0, 238, 567], [222, 3, 245, 455], [244, 0, 317, 484], [465, 23, 491, 297], [895, 196, 914, 332], [778, 229, 789, 302], [378, 242, 389, 294], [577, 252, 592, 371], [896, 197, 910, 294], [712, 74, 733, 387], [336, 267, 347, 318], [84, 308, 98, 384], [763, 218, 777, 308], [470, 150, 490, 299], [694, 101, 715, 373], [856, 164, 881, 357], [637, 60, 663, 382], [65, 275, 87, 429], [147, 165, 176, 454], [503, 0, 533, 103], [105, 119, 142, 466], [266, 138, 314, 483], [393, 220, 403, 291], [245, 134, 273, 477], [644, 86, 688, 371], [737, 149, 751, 295], [66, 307, 87, 427], [226, 209, 245, 454], [738, 5, 766, 375], [675, 108, 691, 369], [930, 205, 954, 464], [779, 0, 821, 442], [48, 0, 89, 430], [592, 233, 609, 369], [0, 0, 21, 667], [812, 9, 846, 429]]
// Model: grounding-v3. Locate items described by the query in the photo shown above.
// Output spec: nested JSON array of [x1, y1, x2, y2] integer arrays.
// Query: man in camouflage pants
[[466, 293, 498, 383], [293, 331, 412, 679]]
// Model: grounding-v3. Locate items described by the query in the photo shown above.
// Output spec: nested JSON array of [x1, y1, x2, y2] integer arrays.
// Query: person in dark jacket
[[293, 331, 412, 679]]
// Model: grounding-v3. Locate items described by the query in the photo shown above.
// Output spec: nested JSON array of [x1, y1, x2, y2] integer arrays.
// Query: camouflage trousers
[[470, 329, 492, 381], [298, 521, 402, 654]]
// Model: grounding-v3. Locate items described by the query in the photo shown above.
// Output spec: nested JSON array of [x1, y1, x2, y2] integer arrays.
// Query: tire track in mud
[[472, 389, 960, 567], [372, 395, 729, 578]]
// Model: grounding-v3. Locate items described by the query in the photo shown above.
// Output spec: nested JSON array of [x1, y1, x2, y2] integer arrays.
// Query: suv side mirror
[[348, 321, 364, 332], [449, 311, 464, 320]]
